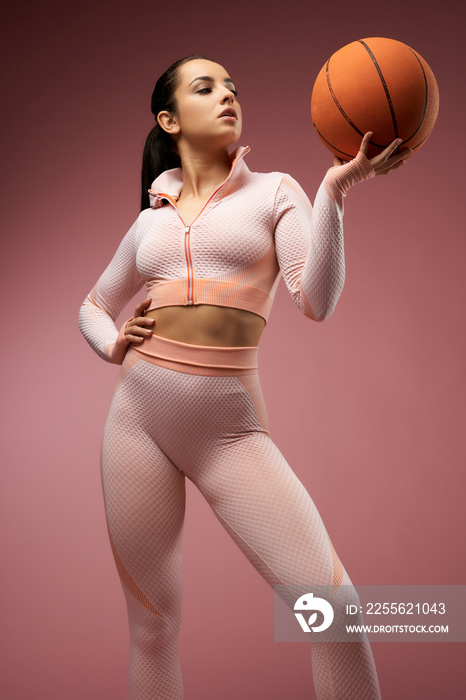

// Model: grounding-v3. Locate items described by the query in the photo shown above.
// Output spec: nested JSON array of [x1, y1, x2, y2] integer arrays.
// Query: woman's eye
[[196, 87, 238, 97]]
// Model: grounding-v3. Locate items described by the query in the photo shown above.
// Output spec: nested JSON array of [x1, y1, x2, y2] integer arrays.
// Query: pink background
[[2, 0, 465, 698]]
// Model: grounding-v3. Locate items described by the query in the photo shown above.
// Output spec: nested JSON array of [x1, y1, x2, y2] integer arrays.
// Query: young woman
[[79, 54, 409, 699]]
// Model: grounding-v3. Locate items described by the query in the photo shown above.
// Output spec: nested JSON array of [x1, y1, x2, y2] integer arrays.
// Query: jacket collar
[[148, 145, 251, 208]]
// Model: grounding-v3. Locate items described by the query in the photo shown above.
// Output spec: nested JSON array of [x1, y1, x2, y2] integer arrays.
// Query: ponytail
[[140, 124, 181, 211], [140, 54, 217, 211]]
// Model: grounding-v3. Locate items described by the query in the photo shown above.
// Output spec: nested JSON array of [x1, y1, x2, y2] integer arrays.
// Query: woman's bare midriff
[[144, 305, 266, 347]]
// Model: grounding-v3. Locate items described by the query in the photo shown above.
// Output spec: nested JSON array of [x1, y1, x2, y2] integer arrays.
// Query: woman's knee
[[126, 592, 182, 651]]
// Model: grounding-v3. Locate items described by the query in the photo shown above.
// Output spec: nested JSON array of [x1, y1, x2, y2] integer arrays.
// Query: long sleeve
[[78, 218, 146, 364], [273, 151, 375, 321]]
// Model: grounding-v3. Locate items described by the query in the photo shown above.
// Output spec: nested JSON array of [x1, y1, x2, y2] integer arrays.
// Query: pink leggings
[[101, 334, 381, 699]]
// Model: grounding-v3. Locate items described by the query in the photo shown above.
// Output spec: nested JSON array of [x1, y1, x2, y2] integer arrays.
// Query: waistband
[[145, 279, 272, 324], [128, 332, 259, 376]]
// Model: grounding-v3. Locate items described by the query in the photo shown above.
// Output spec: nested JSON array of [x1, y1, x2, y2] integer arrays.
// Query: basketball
[[310, 37, 439, 161]]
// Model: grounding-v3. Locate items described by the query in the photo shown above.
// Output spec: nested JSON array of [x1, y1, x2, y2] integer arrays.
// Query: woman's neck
[[177, 143, 233, 200]]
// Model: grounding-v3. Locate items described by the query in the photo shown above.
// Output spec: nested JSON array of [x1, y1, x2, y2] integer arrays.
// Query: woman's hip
[[105, 335, 270, 468]]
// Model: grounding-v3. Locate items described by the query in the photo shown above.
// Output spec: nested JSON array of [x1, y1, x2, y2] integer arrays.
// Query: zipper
[[154, 194, 194, 303], [158, 187, 223, 305], [152, 148, 250, 304], [184, 224, 193, 304], [182, 185, 228, 303]]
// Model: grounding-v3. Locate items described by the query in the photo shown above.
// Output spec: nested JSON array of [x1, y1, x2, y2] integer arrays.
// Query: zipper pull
[[185, 225, 190, 233]]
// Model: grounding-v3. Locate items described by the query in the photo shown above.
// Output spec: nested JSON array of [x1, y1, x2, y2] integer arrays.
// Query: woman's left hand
[[333, 132, 413, 175]]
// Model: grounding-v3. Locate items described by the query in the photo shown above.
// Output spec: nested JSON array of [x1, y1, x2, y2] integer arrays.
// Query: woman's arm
[[78, 218, 146, 364], [273, 133, 409, 321]]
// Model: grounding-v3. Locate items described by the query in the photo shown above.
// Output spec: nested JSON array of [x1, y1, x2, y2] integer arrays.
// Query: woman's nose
[[221, 88, 235, 102]]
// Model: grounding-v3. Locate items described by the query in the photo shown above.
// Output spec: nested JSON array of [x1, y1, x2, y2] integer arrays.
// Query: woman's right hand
[[124, 298, 155, 344], [332, 132, 412, 174]]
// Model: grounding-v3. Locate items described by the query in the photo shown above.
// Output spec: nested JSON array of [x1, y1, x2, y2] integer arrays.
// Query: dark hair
[[140, 54, 217, 211]]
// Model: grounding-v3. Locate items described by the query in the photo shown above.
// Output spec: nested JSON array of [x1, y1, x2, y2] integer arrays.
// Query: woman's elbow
[[303, 298, 340, 322], [308, 308, 333, 322], [299, 279, 344, 322]]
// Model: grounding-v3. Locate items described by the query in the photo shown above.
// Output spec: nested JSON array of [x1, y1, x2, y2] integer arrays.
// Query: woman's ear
[[157, 111, 181, 136]]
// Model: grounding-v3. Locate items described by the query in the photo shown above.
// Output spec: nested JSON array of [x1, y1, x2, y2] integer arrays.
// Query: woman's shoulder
[[238, 167, 312, 217], [246, 167, 304, 197], [249, 167, 310, 203], [248, 166, 304, 191]]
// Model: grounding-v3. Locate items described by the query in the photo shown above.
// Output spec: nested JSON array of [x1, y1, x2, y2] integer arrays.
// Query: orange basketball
[[311, 37, 439, 161]]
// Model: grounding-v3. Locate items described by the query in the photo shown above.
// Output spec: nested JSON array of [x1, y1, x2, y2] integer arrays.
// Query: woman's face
[[160, 59, 242, 149]]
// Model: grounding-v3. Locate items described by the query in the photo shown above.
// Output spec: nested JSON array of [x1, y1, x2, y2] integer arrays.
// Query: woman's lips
[[219, 108, 238, 119]]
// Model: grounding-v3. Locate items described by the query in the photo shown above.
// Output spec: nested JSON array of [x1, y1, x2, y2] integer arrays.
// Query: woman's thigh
[[101, 358, 187, 620], [192, 431, 343, 592]]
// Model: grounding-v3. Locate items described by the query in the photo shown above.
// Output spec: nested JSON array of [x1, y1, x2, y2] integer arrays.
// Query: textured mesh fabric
[[101, 346, 381, 699], [80, 147, 380, 697], [78, 146, 374, 364]]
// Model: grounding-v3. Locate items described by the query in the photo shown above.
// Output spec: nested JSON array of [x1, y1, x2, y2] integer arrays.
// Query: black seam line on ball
[[411, 124, 435, 151], [325, 58, 386, 149], [358, 40, 398, 139], [400, 46, 428, 144], [312, 122, 357, 159]]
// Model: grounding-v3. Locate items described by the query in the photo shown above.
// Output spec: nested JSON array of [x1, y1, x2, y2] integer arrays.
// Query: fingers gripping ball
[[311, 37, 439, 161]]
